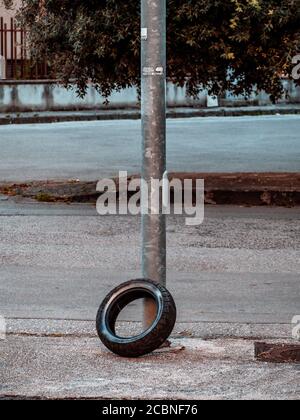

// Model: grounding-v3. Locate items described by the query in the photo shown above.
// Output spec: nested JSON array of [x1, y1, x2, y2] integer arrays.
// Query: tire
[[96, 279, 177, 358]]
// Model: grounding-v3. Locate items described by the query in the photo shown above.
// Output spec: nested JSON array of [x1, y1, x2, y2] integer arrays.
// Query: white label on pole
[[141, 28, 148, 40], [143, 67, 155, 76], [143, 66, 164, 76]]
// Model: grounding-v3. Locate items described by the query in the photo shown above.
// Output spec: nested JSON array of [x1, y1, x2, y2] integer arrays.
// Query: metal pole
[[141, 0, 167, 326]]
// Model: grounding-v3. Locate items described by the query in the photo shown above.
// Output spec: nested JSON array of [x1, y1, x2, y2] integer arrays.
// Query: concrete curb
[[1, 173, 299, 206], [6, 318, 293, 341], [1, 105, 300, 125]]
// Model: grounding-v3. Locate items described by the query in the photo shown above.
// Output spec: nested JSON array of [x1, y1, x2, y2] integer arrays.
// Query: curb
[[1, 106, 300, 125], [1, 173, 299, 206]]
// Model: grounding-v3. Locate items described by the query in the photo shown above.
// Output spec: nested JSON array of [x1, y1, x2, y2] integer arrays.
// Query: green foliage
[[15, 0, 300, 100]]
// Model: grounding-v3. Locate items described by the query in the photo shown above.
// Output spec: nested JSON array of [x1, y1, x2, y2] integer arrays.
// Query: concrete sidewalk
[[1, 104, 300, 125], [1, 332, 299, 400]]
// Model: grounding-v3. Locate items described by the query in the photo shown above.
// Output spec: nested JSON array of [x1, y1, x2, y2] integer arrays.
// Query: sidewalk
[[1, 325, 298, 400], [1, 104, 300, 125]]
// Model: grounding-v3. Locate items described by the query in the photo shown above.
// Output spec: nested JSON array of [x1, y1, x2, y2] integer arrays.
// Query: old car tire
[[96, 279, 177, 358]]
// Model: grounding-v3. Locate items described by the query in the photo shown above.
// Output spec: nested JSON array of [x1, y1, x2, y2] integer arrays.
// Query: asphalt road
[[0, 115, 299, 181], [0, 199, 299, 324]]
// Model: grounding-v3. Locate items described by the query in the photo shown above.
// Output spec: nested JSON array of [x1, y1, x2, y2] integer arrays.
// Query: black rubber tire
[[96, 279, 177, 358]]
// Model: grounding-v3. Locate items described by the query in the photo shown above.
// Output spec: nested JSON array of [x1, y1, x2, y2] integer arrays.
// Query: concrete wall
[[0, 79, 299, 113], [0, 5, 17, 23], [0, 1, 21, 22], [0, 56, 5, 79], [221, 79, 300, 106], [0, 81, 208, 112], [1, 1, 22, 60]]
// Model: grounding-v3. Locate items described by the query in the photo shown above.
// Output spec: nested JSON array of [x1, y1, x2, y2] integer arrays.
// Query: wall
[[0, 81, 208, 112], [0, 1, 21, 23], [221, 79, 300, 106], [0, 1, 22, 62], [0, 79, 299, 113]]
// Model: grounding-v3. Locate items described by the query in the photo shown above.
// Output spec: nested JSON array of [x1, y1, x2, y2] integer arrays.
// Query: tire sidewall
[[96, 279, 176, 357]]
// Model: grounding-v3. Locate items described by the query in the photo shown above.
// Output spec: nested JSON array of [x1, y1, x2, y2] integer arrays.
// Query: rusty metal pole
[[141, 0, 167, 326]]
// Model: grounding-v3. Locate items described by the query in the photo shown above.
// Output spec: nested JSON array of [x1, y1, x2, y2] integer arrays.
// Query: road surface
[[0, 198, 299, 324], [0, 115, 299, 181]]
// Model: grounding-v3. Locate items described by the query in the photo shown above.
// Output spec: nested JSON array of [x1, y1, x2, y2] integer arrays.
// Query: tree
[[10, 0, 300, 100]]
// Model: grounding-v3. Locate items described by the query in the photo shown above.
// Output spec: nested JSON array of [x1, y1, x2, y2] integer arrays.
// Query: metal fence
[[0, 17, 51, 80]]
